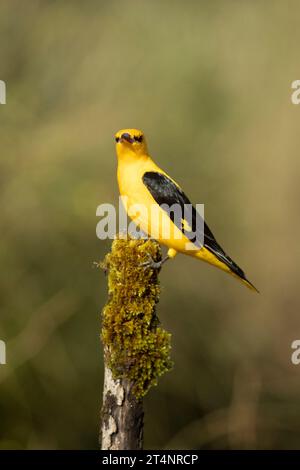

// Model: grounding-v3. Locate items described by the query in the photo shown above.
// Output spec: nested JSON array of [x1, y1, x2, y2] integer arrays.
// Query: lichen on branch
[[101, 235, 173, 398]]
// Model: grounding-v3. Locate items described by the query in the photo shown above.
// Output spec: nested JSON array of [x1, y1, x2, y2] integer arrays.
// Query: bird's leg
[[140, 253, 170, 270]]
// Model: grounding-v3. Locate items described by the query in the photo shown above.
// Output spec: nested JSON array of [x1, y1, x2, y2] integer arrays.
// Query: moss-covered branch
[[100, 235, 172, 449]]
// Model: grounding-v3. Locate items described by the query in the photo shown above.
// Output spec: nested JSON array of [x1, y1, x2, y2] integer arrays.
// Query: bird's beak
[[120, 133, 134, 144]]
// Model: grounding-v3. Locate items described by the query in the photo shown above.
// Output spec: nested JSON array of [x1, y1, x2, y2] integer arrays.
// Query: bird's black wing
[[142, 171, 246, 279]]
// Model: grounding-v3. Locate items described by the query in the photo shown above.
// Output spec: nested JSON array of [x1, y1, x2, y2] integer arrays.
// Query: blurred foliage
[[0, 0, 300, 449]]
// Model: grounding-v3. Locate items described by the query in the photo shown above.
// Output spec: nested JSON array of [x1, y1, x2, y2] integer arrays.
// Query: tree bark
[[101, 364, 144, 450]]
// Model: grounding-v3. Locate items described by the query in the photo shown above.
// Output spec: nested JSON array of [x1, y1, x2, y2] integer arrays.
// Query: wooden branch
[[99, 235, 173, 450], [101, 366, 144, 450]]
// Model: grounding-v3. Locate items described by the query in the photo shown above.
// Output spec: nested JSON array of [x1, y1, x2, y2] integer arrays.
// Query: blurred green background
[[1, 0, 300, 449]]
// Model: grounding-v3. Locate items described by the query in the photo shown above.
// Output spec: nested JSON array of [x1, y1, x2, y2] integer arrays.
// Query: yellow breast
[[117, 155, 199, 253]]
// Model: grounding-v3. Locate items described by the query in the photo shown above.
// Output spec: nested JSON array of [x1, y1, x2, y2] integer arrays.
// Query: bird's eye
[[134, 135, 143, 142], [115, 137, 120, 142]]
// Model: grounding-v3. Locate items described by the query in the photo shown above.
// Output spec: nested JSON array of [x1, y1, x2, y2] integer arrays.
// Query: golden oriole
[[115, 128, 257, 292]]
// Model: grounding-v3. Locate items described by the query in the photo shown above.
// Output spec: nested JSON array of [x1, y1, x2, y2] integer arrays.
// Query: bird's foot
[[140, 253, 169, 270]]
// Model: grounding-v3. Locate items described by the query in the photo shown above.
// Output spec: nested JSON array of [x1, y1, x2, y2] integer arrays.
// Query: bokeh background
[[0, 0, 300, 449]]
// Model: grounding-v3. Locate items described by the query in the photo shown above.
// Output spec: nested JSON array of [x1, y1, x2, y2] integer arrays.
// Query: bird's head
[[115, 128, 148, 158]]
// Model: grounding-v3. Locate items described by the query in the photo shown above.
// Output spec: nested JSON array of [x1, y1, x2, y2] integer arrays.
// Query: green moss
[[101, 235, 173, 398]]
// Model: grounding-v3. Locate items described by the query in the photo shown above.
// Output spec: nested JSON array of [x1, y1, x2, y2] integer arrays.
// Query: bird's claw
[[140, 253, 169, 271]]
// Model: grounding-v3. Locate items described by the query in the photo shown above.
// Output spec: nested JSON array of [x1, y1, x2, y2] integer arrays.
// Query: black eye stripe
[[116, 135, 143, 143]]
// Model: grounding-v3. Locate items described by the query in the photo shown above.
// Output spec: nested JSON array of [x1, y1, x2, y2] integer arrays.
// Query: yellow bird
[[115, 128, 258, 292]]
